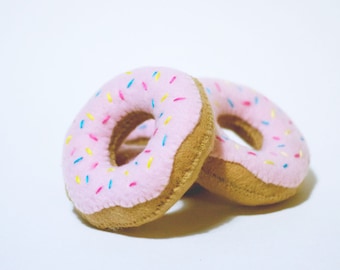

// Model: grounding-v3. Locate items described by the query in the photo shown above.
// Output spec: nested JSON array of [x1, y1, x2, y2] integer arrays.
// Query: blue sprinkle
[[277, 144, 285, 148], [254, 96, 259, 104], [85, 175, 89, 183], [108, 179, 112, 189], [151, 99, 155, 108], [138, 124, 147, 130], [221, 134, 229, 140], [134, 161, 139, 165], [205, 87, 211, 95], [262, 120, 270, 125], [127, 78, 135, 88], [283, 163, 288, 169], [301, 137, 305, 141], [159, 112, 164, 118], [152, 71, 158, 77], [74, 157, 84, 164], [162, 135, 167, 146], [80, 119, 85, 129], [227, 98, 234, 108], [95, 90, 101, 97]]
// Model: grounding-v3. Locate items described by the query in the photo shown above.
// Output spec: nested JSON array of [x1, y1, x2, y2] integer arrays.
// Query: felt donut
[[62, 67, 214, 229], [125, 79, 310, 206]]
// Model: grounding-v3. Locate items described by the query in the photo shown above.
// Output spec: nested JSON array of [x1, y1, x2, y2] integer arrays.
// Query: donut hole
[[109, 111, 153, 166], [218, 114, 263, 150]]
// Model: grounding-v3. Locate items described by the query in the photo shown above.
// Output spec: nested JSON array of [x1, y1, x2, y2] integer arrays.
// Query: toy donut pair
[[62, 67, 310, 229]]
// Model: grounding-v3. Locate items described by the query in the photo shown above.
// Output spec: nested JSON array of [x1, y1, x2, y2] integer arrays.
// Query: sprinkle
[[155, 72, 160, 81], [144, 149, 151, 153], [153, 128, 158, 136], [91, 162, 99, 169], [124, 170, 129, 176], [152, 71, 158, 77], [262, 120, 270, 125], [227, 98, 234, 108], [105, 93, 112, 103], [95, 90, 101, 97], [147, 157, 153, 168], [234, 144, 240, 149], [95, 186, 103, 194], [119, 90, 125, 101], [280, 151, 288, 157], [70, 148, 76, 156], [85, 175, 89, 183], [127, 78, 135, 88], [89, 134, 98, 141], [107, 167, 115, 172], [162, 135, 167, 146], [283, 164, 288, 169], [254, 96, 259, 104], [271, 109, 276, 118], [285, 129, 291, 135], [273, 136, 280, 140], [151, 99, 155, 108], [129, 182, 137, 187], [159, 112, 164, 118], [248, 151, 257, 156], [161, 93, 169, 102], [65, 135, 72, 145], [134, 161, 138, 165], [80, 120, 85, 129], [138, 124, 147, 129], [85, 147, 92, 156], [264, 160, 275, 165], [75, 176, 81, 184], [215, 82, 222, 92], [173, 97, 186, 102], [108, 179, 112, 189], [277, 144, 285, 148], [216, 135, 225, 143], [205, 88, 211, 95], [295, 150, 303, 158], [301, 137, 305, 141], [164, 116, 172, 125], [142, 81, 148, 91], [73, 157, 83, 164], [102, 115, 110, 124], [243, 101, 251, 106], [169, 76, 176, 84], [125, 71, 132, 74], [86, 113, 94, 120]]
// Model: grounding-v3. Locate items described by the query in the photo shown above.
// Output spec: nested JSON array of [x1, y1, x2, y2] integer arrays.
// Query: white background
[[1, 0, 339, 269]]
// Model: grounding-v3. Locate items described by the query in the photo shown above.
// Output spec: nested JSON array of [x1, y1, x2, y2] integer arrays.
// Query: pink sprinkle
[[91, 162, 99, 169], [142, 81, 148, 91], [119, 90, 125, 100], [173, 97, 186, 102], [102, 115, 110, 124], [89, 134, 98, 141], [95, 186, 103, 194], [215, 82, 221, 92], [153, 128, 158, 136], [294, 153, 300, 158], [248, 151, 257, 156], [216, 135, 225, 143], [129, 182, 137, 187], [273, 136, 281, 140], [70, 148, 76, 156], [169, 76, 176, 84], [289, 120, 293, 125], [144, 149, 151, 153], [242, 101, 251, 106]]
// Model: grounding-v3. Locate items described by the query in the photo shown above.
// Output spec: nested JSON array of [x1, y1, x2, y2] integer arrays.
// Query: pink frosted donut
[[126, 79, 310, 205], [62, 67, 214, 229]]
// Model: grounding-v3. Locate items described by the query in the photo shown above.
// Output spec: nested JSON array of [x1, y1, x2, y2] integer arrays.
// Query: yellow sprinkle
[[75, 176, 81, 184], [234, 143, 240, 149], [107, 167, 115, 172], [285, 129, 291, 135], [280, 151, 288, 157], [264, 160, 275, 165], [161, 93, 169, 102], [86, 113, 94, 120], [65, 135, 72, 145], [125, 71, 132, 75], [299, 150, 303, 157], [271, 109, 276, 118], [147, 157, 153, 168], [124, 170, 129, 176], [107, 93, 112, 103], [155, 72, 160, 81], [164, 116, 172, 125], [85, 147, 92, 156]]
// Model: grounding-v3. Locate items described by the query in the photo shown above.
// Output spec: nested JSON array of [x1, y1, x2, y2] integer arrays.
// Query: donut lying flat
[[125, 79, 310, 205], [62, 67, 214, 229]]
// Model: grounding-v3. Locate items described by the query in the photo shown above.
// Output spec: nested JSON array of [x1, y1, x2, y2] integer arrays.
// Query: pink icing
[[62, 67, 202, 214], [127, 79, 310, 188]]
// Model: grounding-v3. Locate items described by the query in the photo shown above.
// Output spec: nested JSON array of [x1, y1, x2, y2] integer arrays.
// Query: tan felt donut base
[[79, 78, 215, 229], [198, 157, 297, 206]]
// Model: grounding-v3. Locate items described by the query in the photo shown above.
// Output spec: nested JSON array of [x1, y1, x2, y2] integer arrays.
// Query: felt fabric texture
[[125, 78, 310, 205], [62, 67, 214, 228]]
